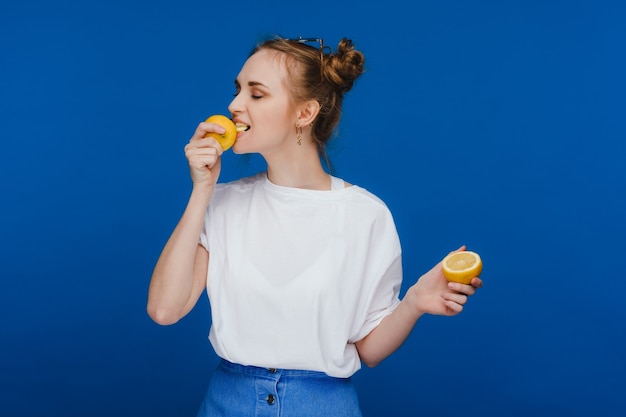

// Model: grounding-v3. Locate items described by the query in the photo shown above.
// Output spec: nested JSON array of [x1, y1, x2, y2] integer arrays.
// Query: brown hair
[[251, 36, 366, 169]]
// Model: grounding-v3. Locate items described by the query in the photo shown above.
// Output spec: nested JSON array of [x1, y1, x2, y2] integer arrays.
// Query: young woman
[[147, 36, 483, 417]]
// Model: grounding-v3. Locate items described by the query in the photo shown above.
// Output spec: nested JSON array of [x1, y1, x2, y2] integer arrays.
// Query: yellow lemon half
[[204, 114, 237, 151], [441, 250, 483, 284]]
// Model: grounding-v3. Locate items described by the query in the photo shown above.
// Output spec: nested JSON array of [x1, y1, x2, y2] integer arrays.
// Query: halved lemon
[[204, 114, 238, 151], [441, 250, 482, 284]]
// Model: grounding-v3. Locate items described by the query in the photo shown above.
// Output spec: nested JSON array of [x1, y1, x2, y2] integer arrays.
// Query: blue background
[[1, 0, 625, 416]]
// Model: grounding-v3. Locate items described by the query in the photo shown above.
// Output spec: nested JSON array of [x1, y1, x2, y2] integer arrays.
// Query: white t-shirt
[[199, 172, 402, 378]]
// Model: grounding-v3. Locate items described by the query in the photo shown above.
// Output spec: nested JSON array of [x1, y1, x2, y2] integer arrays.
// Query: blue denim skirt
[[196, 360, 363, 417]]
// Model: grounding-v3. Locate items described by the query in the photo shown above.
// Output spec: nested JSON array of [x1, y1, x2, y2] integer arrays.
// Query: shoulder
[[346, 183, 391, 212], [341, 183, 402, 255], [217, 172, 265, 189], [210, 172, 266, 207], [214, 172, 265, 194], [337, 183, 398, 231]]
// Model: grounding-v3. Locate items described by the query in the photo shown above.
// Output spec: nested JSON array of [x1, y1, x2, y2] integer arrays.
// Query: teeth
[[235, 123, 250, 132]]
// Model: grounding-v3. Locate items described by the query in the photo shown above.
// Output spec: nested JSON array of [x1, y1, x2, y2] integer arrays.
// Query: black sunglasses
[[289, 37, 329, 65]]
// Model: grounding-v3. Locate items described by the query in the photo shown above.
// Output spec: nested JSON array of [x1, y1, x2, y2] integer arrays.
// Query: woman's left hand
[[408, 248, 483, 316]]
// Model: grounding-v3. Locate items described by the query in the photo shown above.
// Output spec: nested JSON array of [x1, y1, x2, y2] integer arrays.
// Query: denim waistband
[[220, 359, 344, 380]]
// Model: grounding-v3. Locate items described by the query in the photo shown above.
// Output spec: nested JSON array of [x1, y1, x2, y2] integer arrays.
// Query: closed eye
[[233, 79, 267, 100]]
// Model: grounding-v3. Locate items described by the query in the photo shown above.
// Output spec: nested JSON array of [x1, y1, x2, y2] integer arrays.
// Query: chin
[[231, 143, 251, 155]]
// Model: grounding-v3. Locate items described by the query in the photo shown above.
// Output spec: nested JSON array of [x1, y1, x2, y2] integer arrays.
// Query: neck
[[264, 144, 330, 190]]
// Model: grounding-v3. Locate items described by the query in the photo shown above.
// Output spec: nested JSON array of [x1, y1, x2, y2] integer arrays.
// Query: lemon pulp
[[442, 251, 482, 284]]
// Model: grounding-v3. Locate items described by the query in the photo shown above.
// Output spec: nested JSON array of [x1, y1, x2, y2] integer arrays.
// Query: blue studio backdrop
[[1, 1, 625, 416]]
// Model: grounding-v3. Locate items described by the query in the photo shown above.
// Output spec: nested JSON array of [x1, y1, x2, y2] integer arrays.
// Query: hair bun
[[323, 38, 365, 93]]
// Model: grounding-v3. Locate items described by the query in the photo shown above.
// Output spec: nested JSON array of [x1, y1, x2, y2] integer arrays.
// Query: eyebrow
[[234, 80, 269, 89]]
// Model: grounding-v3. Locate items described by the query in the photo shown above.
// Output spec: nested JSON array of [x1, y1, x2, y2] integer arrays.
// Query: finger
[[442, 291, 468, 306], [185, 146, 220, 166], [471, 277, 483, 289], [451, 245, 466, 254], [187, 149, 218, 163], [193, 121, 226, 139], [447, 282, 477, 296], [186, 145, 221, 157], [187, 148, 219, 160], [440, 245, 466, 264], [185, 138, 223, 156], [441, 298, 464, 315], [188, 136, 220, 148], [189, 154, 220, 171]]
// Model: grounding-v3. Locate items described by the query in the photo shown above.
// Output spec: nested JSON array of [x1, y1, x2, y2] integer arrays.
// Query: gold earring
[[296, 124, 303, 146]]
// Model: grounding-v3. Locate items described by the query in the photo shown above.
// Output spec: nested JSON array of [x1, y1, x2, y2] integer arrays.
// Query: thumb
[[450, 245, 466, 254]]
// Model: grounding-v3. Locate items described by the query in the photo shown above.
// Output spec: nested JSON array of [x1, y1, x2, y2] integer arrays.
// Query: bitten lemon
[[441, 251, 483, 284], [204, 115, 237, 151]]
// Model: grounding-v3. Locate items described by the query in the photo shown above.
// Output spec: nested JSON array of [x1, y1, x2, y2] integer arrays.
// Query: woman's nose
[[228, 94, 244, 115]]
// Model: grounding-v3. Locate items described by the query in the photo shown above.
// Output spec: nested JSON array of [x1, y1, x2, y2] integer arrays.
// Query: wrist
[[404, 285, 426, 318], [189, 184, 214, 206]]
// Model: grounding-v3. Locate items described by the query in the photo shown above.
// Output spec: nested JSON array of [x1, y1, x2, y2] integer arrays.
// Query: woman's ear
[[296, 100, 321, 127]]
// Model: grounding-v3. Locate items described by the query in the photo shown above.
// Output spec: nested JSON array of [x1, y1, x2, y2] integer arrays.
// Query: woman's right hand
[[184, 121, 225, 187]]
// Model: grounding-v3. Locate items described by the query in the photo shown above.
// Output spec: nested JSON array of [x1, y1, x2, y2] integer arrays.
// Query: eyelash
[[233, 90, 263, 100]]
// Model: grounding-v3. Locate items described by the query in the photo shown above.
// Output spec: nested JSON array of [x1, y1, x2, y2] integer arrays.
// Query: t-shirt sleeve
[[199, 189, 220, 252], [349, 253, 402, 343], [198, 207, 210, 251], [348, 207, 403, 343], [197, 178, 250, 252]]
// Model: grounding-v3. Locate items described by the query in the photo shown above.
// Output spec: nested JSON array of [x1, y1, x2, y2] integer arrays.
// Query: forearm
[[355, 285, 424, 367], [147, 186, 213, 324]]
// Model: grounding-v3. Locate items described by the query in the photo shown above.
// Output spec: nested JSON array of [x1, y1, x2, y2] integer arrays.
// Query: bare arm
[[147, 189, 212, 325], [146, 121, 226, 325], [355, 248, 483, 367]]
